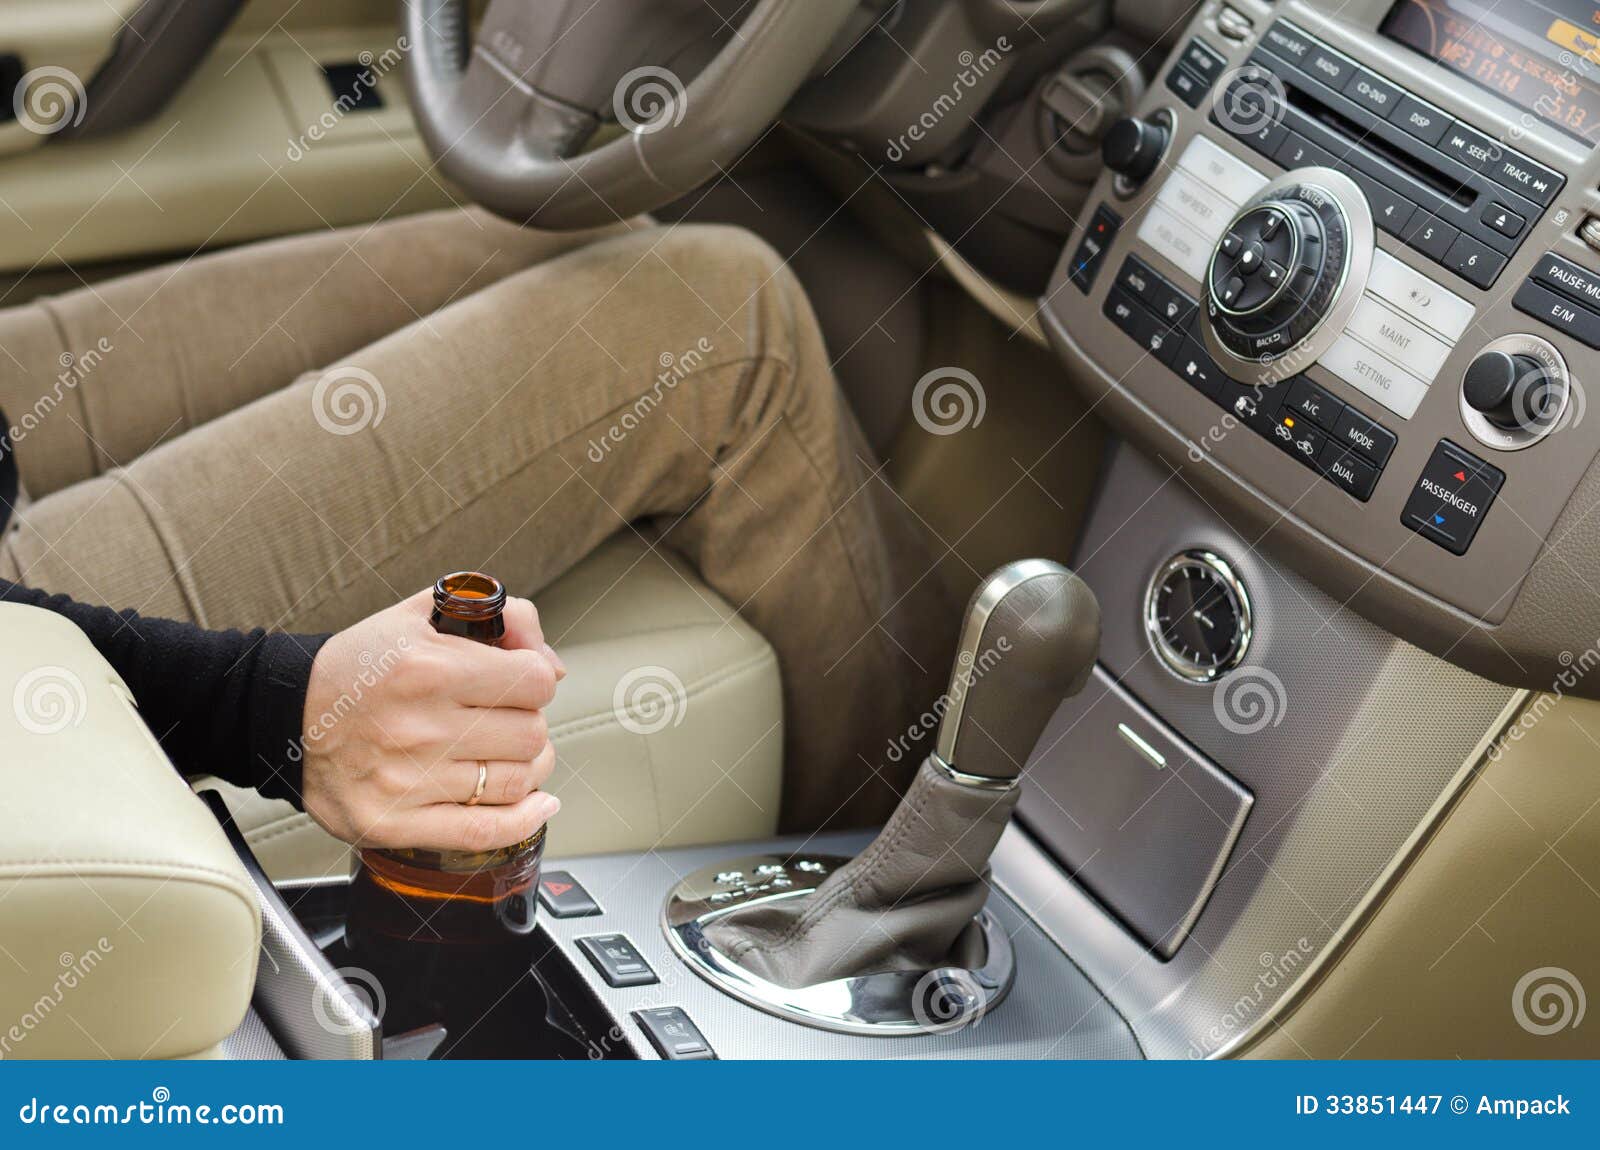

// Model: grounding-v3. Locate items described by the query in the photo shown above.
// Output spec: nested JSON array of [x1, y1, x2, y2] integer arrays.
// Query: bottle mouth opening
[[434, 571, 507, 619]]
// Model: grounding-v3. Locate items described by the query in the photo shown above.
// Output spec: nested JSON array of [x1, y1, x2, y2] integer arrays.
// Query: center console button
[[1105, 286, 1183, 364], [1351, 171, 1415, 235], [1511, 280, 1600, 349], [1319, 333, 1431, 419], [1364, 249, 1474, 342], [1261, 21, 1315, 66], [1342, 69, 1401, 116], [1176, 135, 1270, 208], [1219, 378, 1284, 436], [1529, 251, 1600, 309], [1275, 133, 1337, 170], [1117, 256, 1198, 328], [1330, 405, 1397, 466], [1486, 152, 1563, 207], [1400, 212, 1460, 261], [1318, 442, 1381, 501], [578, 933, 659, 988], [1401, 440, 1505, 555], [1284, 376, 1345, 431], [1174, 339, 1225, 401], [1441, 232, 1506, 288], [1303, 44, 1353, 90], [1156, 168, 1239, 245], [633, 1007, 716, 1061], [1437, 123, 1501, 172], [1180, 39, 1226, 82], [1481, 202, 1526, 239], [538, 870, 602, 918], [1344, 294, 1453, 380], [1135, 203, 1213, 280], [1268, 410, 1327, 467], [1389, 95, 1451, 146]]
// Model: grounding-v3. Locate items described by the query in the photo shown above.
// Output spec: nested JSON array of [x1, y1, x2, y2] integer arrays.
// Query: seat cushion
[[200, 533, 783, 884]]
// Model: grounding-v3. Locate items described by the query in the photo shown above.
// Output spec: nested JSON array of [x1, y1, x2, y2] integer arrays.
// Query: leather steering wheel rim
[[401, 0, 860, 230]]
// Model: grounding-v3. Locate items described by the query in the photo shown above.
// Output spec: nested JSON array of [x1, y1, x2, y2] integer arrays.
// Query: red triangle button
[[543, 881, 573, 897], [1453, 470, 1467, 482]]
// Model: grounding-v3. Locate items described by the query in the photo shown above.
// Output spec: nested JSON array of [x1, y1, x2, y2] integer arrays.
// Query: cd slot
[[1281, 85, 1475, 210]]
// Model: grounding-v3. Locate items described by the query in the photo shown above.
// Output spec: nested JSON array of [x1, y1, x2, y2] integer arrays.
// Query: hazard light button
[[1401, 440, 1505, 555], [538, 870, 602, 918]]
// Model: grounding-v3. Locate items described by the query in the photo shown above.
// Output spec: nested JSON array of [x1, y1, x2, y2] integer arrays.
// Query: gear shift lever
[[663, 560, 1100, 1034]]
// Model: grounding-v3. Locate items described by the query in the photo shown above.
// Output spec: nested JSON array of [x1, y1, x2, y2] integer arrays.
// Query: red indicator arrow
[[1453, 470, 1467, 482]]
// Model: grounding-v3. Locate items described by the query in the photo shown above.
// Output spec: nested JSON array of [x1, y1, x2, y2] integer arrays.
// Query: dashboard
[[1044, 0, 1600, 694]]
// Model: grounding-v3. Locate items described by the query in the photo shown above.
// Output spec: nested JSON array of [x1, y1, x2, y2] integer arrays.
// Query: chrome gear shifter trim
[[662, 853, 1015, 1036]]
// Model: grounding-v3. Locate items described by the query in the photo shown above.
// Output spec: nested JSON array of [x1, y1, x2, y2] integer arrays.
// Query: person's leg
[[3, 224, 957, 830], [0, 207, 635, 498]]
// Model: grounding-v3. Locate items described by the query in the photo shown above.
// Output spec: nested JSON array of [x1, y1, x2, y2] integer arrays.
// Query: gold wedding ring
[[466, 761, 488, 806]]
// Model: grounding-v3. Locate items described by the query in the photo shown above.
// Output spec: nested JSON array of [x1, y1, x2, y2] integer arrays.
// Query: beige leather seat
[[198, 532, 784, 884]]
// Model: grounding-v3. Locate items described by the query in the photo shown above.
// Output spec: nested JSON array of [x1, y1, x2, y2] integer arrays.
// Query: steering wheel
[[401, 0, 861, 230]]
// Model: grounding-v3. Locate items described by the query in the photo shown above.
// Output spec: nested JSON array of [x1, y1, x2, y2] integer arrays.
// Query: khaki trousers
[[0, 208, 956, 830]]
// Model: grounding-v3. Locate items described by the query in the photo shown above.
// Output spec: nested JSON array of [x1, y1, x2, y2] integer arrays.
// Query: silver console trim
[[931, 752, 1022, 791]]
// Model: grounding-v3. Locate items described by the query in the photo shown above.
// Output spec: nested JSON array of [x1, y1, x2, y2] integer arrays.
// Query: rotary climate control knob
[[1201, 169, 1373, 380], [1463, 350, 1557, 431]]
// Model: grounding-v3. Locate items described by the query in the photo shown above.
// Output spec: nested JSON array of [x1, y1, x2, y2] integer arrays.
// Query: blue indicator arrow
[[1433, 513, 1446, 525]]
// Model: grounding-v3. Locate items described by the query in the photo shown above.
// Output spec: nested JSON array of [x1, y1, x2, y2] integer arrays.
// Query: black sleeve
[[1, 579, 329, 807]]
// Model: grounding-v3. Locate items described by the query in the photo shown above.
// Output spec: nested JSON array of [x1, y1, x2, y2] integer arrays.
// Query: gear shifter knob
[[934, 559, 1100, 782]]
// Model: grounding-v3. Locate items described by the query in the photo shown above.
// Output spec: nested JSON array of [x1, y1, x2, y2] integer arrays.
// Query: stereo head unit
[[1044, 0, 1600, 700]]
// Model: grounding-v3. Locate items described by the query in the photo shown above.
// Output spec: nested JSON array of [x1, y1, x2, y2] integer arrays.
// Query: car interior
[[1, 0, 1598, 1062]]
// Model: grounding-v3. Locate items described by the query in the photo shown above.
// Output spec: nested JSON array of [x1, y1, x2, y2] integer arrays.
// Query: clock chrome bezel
[[1143, 549, 1253, 683]]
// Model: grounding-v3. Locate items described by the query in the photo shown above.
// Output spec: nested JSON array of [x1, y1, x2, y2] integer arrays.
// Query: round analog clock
[[1143, 550, 1253, 682]]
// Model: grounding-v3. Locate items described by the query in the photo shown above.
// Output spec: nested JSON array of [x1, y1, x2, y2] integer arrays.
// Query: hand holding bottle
[[299, 584, 566, 851]]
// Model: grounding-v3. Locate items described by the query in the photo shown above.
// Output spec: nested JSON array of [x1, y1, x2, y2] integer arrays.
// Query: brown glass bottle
[[344, 571, 548, 1052]]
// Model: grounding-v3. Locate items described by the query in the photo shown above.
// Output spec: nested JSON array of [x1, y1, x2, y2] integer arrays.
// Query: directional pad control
[[1205, 180, 1355, 365]]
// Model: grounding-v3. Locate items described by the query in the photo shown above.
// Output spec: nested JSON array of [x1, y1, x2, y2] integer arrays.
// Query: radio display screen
[[1382, 0, 1600, 144]]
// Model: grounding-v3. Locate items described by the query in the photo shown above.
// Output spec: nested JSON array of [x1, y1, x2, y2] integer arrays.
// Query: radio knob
[[1101, 115, 1168, 184], [1463, 350, 1557, 431]]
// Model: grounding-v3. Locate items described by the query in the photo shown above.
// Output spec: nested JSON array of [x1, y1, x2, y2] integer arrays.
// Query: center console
[[1046, 0, 1600, 695]]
